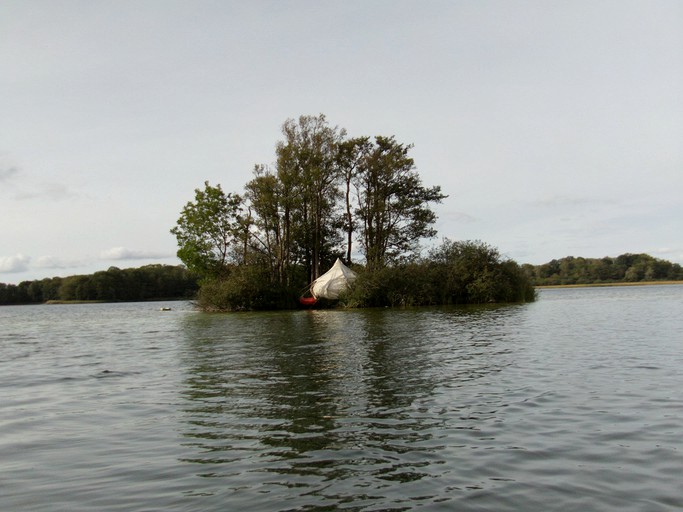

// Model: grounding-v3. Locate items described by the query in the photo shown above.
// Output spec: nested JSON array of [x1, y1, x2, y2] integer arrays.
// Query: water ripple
[[1, 290, 683, 510]]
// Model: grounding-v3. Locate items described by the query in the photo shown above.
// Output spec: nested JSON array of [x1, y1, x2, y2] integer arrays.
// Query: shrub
[[341, 263, 439, 308], [429, 239, 535, 304], [196, 264, 297, 311], [342, 240, 536, 308]]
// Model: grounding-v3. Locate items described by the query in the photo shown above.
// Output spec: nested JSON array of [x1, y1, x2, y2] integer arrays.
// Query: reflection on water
[[173, 291, 683, 511], [177, 305, 536, 509], [2, 288, 682, 511]]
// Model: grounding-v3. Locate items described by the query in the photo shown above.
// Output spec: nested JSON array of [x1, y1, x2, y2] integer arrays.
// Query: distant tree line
[[0, 264, 198, 305], [171, 114, 536, 310], [524, 253, 683, 286]]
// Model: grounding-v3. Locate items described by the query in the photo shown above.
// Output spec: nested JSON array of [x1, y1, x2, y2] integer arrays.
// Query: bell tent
[[302, 259, 357, 304]]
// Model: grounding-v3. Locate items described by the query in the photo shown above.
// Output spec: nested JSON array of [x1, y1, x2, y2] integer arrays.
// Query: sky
[[1, 0, 682, 284]]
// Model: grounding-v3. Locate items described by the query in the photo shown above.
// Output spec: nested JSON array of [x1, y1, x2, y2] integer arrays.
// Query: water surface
[[1, 286, 682, 510]]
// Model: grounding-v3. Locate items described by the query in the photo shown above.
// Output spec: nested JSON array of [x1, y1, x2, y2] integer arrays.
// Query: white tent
[[311, 258, 357, 300]]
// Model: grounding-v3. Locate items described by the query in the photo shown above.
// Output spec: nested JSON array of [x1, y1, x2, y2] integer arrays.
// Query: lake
[[1, 285, 682, 511]]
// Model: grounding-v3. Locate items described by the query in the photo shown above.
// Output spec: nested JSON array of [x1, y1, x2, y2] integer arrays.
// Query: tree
[[337, 136, 371, 263], [275, 114, 345, 282], [171, 181, 244, 279], [245, 165, 288, 283], [354, 136, 446, 269], [168, 115, 456, 311]]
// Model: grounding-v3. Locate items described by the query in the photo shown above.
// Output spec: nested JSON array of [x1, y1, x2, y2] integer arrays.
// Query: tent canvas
[[311, 258, 357, 300]]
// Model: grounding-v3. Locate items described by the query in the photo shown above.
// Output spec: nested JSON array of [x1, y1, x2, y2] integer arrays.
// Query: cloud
[[0, 166, 20, 182], [0, 254, 31, 273], [0, 159, 78, 200], [34, 255, 89, 269], [100, 247, 173, 260], [530, 195, 610, 208], [14, 182, 78, 201], [439, 210, 478, 223]]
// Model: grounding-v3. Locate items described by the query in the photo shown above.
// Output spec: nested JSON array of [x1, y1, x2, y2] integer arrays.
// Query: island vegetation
[[171, 114, 536, 311], [0, 264, 198, 305]]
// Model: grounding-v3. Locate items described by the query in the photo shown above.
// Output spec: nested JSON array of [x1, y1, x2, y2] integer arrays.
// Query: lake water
[[1, 285, 682, 511]]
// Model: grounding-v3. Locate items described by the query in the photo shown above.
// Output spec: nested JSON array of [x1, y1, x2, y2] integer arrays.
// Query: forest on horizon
[[523, 253, 683, 286], [0, 264, 198, 306]]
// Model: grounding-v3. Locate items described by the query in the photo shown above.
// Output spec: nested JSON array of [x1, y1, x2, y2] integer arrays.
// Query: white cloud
[[34, 255, 89, 269], [100, 247, 173, 260], [0, 254, 31, 273]]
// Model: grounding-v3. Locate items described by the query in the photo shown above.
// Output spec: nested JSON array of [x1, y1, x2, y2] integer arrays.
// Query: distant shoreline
[[535, 280, 683, 289], [45, 300, 110, 304], [44, 298, 188, 305]]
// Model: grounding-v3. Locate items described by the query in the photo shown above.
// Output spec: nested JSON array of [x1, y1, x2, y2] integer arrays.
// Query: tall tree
[[171, 181, 244, 278], [276, 114, 345, 282], [337, 136, 371, 264], [245, 165, 288, 283], [354, 136, 446, 269]]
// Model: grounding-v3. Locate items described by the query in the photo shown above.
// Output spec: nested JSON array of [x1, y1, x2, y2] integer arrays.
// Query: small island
[[169, 115, 535, 311]]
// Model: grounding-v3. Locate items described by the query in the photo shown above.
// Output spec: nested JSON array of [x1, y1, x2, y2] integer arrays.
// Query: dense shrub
[[196, 264, 298, 311], [429, 240, 536, 304], [341, 240, 536, 308], [341, 263, 438, 308]]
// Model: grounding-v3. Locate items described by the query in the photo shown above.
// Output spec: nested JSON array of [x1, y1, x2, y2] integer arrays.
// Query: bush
[[196, 264, 297, 311], [194, 240, 536, 311], [341, 263, 438, 308], [341, 240, 536, 308], [429, 239, 536, 304]]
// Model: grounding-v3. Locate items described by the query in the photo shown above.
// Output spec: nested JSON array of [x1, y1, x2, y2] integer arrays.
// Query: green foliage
[[196, 264, 298, 311], [0, 265, 198, 305], [341, 262, 439, 308], [528, 253, 683, 285], [241, 118, 444, 283], [0, 281, 31, 304], [276, 114, 345, 282], [341, 239, 536, 308], [168, 115, 550, 311], [242, 115, 346, 286], [171, 181, 245, 278], [429, 239, 535, 303], [352, 136, 447, 269], [171, 115, 446, 310]]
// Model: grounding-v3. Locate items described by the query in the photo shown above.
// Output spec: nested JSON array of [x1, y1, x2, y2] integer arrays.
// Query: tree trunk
[[345, 174, 353, 263]]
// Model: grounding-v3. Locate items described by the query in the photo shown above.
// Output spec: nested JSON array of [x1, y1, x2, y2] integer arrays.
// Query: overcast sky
[[2, 0, 682, 284]]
